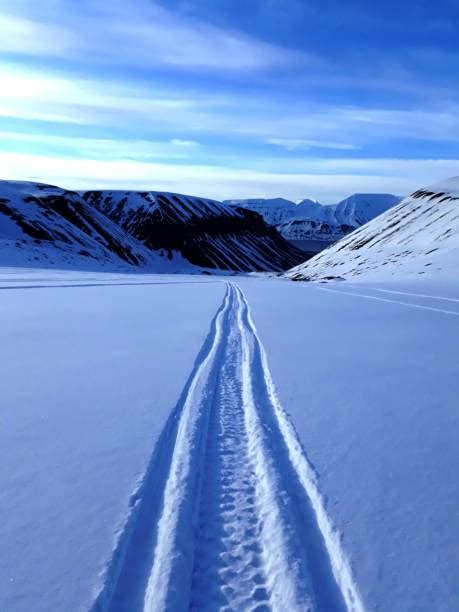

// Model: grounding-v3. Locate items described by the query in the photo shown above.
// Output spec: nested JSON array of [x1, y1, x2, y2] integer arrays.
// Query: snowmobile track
[[92, 282, 364, 612]]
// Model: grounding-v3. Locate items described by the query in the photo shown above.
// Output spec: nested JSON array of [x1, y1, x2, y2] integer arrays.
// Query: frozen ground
[[1, 268, 458, 611]]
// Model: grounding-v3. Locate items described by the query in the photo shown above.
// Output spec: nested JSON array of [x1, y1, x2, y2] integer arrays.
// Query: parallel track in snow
[[319, 286, 459, 317], [92, 283, 363, 612]]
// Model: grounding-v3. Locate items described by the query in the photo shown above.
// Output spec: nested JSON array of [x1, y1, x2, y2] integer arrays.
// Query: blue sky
[[0, 0, 458, 201]]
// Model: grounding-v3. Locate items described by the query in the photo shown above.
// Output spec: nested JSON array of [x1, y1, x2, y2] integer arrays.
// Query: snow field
[[99, 283, 362, 611]]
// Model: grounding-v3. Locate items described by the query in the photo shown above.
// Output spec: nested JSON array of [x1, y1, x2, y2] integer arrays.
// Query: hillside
[[81, 190, 306, 272], [285, 178, 459, 281], [0, 181, 166, 270]]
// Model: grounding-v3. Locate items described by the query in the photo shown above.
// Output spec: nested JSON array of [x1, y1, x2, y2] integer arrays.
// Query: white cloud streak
[[1, 150, 457, 202], [0, 132, 200, 160], [2, 63, 459, 147], [268, 138, 358, 151], [0, 0, 304, 71]]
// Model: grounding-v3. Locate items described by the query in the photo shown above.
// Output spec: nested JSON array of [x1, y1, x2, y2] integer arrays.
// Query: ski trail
[[318, 286, 459, 317], [366, 287, 459, 304], [142, 284, 232, 612], [0, 280, 219, 291], [94, 281, 364, 612]]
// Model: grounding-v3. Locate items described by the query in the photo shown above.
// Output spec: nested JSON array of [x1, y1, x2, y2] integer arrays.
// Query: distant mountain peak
[[226, 193, 402, 253]]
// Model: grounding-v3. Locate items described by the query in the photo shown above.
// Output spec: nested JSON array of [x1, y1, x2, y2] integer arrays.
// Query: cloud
[[0, 13, 75, 55], [170, 139, 199, 147], [0, 1, 303, 71], [268, 138, 358, 151], [1, 150, 458, 202], [0, 65, 196, 126], [0, 132, 200, 160], [3, 62, 459, 148]]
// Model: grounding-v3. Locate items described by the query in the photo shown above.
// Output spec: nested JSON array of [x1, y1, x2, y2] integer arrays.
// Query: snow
[[80, 189, 303, 272], [287, 177, 459, 281], [0, 180, 182, 271], [83, 190, 241, 225], [224, 198, 299, 225], [240, 276, 459, 611], [2, 266, 458, 611], [1, 180, 304, 273], [226, 194, 401, 247], [0, 271, 225, 612]]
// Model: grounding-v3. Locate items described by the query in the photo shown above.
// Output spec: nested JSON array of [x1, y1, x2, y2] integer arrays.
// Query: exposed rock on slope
[[285, 178, 459, 281], [0, 181, 163, 269], [81, 190, 306, 272]]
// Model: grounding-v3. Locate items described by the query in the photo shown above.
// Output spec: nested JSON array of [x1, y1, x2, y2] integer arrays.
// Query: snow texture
[[1, 267, 458, 611], [240, 276, 459, 611], [0, 273, 225, 612], [286, 177, 459, 281]]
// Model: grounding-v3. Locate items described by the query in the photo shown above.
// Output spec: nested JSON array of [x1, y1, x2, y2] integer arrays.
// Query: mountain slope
[[0, 181, 175, 270], [285, 178, 459, 281], [82, 190, 306, 272], [226, 194, 401, 252], [331, 193, 401, 226], [223, 198, 301, 226]]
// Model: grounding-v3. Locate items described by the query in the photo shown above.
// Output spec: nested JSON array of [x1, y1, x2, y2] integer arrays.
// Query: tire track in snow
[[93, 282, 364, 612], [236, 286, 364, 612]]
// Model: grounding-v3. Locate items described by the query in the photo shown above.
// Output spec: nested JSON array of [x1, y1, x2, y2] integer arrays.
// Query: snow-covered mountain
[[223, 198, 301, 226], [226, 194, 402, 252], [285, 178, 459, 281], [81, 190, 306, 272], [0, 181, 166, 270]]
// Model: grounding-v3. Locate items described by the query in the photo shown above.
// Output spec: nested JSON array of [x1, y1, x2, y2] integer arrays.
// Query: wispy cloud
[[0, 1, 457, 201], [0, 1, 304, 71], [268, 138, 358, 151], [1, 150, 458, 202], [0, 13, 75, 55], [2, 63, 459, 147], [0, 132, 200, 160]]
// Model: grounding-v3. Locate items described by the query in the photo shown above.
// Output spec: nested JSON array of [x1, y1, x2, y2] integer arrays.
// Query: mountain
[[0, 181, 169, 270], [329, 193, 402, 226], [226, 194, 402, 253], [223, 198, 301, 226], [285, 178, 459, 281], [81, 190, 306, 272]]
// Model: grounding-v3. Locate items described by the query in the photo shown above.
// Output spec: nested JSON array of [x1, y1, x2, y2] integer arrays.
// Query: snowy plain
[[1, 267, 458, 611], [1, 270, 225, 611]]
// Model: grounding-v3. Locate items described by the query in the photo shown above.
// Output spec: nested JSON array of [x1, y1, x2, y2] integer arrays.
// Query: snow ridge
[[91, 282, 364, 611]]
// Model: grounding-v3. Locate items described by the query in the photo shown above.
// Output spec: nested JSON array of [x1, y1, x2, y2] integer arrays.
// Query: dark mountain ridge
[[81, 190, 307, 271]]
